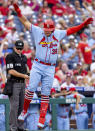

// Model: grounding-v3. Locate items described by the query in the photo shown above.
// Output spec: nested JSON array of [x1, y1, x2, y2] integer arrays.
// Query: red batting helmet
[[43, 19, 55, 32]]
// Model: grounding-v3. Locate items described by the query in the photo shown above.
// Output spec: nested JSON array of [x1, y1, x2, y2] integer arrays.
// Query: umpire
[[6, 40, 29, 131]]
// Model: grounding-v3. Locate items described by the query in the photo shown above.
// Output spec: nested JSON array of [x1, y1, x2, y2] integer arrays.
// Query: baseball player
[[57, 86, 70, 130], [68, 87, 88, 130], [13, 2, 93, 129]]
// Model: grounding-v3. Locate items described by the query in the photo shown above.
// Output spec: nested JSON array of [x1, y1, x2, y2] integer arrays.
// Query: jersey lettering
[[52, 48, 57, 54]]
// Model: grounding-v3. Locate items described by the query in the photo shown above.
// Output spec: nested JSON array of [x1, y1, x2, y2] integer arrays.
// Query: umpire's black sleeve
[[6, 54, 14, 71]]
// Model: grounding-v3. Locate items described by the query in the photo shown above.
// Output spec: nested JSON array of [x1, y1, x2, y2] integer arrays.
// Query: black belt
[[11, 79, 25, 83]]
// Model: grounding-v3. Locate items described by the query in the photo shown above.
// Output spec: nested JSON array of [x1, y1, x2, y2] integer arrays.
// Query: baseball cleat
[[18, 111, 27, 121]]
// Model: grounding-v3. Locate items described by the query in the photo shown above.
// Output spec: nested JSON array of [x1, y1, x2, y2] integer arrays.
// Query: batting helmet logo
[[43, 19, 55, 32], [47, 24, 49, 28]]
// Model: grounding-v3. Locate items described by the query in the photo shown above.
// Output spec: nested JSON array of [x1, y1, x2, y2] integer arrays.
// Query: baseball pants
[[57, 116, 70, 130], [28, 62, 55, 96], [9, 82, 25, 131], [76, 112, 88, 129]]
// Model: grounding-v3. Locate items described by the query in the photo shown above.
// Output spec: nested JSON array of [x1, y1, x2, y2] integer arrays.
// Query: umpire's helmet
[[43, 19, 55, 32]]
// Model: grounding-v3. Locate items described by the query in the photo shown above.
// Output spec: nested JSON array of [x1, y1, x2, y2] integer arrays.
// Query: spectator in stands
[[29, 0, 40, 12], [82, 0, 92, 17], [6, 26, 18, 49], [52, 72, 63, 91], [19, 32, 25, 41], [59, 72, 75, 91], [66, 35, 79, 69], [76, 75, 85, 87], [2, 41, 13, 57], [62, 0, 76, 15], [77, 33, 92, 65], [68, 14, 79, 27], [74, 0, 84, 16], [88, 29, 95, 62], [4, 15, 14, 31], [22, 42, 33, 70], [60, 45, 71, 64], [0, 67, 6, 93], [52, 2, 66, 17], [85, 70, 92, 85], [83, 1, 95, 26], [0, 0, 3, 6], [20, 0, 33, 17], [39, 0, 52, 17], [0, 27, 8, 41], [53, 63, 72, 91], [0, 0, 10, 16], [46, 0, 59, 9], [72, 70, 78, 85], [55, 59, 63, 73], [90, 62, 95, 80], [58, 18, 68, 29]]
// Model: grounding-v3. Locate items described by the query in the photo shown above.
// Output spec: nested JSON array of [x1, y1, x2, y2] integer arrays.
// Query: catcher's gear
[[67, 18, 93, 36], [43, 19, 55, 32]]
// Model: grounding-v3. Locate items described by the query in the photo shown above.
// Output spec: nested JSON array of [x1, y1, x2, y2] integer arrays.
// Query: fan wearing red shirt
[[22, 42, 33, 70], [52, 3, 66, 16], [77, 33, 92, 64], [0, 1, 9, 16], [0, 27, 8, 41]]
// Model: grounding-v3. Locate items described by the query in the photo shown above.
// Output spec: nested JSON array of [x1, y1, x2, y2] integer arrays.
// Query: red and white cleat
[[18, 111, 27, 121]]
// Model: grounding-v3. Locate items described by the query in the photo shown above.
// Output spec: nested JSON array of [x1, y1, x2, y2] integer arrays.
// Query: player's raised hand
[[13, 3, 22, 17], [84, 17, 93, 26]]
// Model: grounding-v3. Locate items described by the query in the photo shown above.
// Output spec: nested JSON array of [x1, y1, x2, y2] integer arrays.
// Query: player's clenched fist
[[13, 3, 22, 17], [84, 17, 93, 26]]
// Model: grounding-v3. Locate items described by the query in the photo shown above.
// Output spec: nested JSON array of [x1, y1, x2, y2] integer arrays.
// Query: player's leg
[[76, 113, 88, 129], [0, 113, 5, 131], [18, 66, 41, 121], [83, 113, 88, 129], [63, 118, 70, 130], [38, 69, 54, 128], [93, 114, 95, 129], [57, 116, 64, 130], [26, 114, 39, 130]]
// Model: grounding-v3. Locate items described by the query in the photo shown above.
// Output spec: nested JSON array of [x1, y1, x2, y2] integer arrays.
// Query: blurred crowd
[[0, 0, 95, 130]]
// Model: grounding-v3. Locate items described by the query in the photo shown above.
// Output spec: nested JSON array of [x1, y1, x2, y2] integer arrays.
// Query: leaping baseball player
[[13, 2, 93, 129]]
